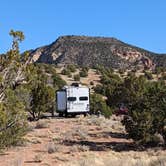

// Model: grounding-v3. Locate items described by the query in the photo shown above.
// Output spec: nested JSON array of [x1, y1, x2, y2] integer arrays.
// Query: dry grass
[[47, 142, 60, 154], [0, 116, 166, 166], [33, 154, 43, 162], [35, 120, 49, 129], [70, 145, 90, 153], [60, 127, 89, 141]]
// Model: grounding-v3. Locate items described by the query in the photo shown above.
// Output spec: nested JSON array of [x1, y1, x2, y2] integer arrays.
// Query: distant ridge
[[30, 35, 166, 69]]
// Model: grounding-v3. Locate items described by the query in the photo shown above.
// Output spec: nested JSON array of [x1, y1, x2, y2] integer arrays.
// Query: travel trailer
[[56, 83, 90, 117]]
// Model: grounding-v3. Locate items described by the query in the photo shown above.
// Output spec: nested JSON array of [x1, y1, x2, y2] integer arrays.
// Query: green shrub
[[67, 64, 76, 73], [0, 89, 27, 149], [67, 73, 72, 78], [119, 68, 126, 75], [73, 74, 80, 81], [161, 73, 166, 80], [52, 74, 66, 89], [61, 68, 71, 75], [122, 81, 166, 146], [144, 71, 153, 80], [94, 84, 104, 94], [90, 94, 112, 118], [79, 67, 89, 77], [80, 70, 88, 77]]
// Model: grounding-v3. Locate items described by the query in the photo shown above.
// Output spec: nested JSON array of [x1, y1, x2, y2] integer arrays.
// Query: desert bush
[[149, 157, 166, 166], [90, 94, 112, 118], [0, 89, 27, 149], [67, 73, 72, 78], [144, 71, 153, 80], [47, 142, 60, 153], [52, 73, 66, 89], [33, 154, 43, 162], [154, 67, 164, 75], [122, 80, 166, 146], [119, 68, 126, 75], [161, 72, 166, 80], [70, 145, 89, 152], [61, 127, 88, 141], [94, 84, 104, 95], [61, 68, 71, 75], [80, 70, 88, 77], [80, 67, 88, 77], [107, 75, 147, 108], [73, 74, 80, 81], [35, 120, 49, 129], [30, 79, 55, 120], [66, 64, 76, 72]]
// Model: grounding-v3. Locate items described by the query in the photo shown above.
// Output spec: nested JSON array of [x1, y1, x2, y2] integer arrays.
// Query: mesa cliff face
[[30, 35, 166, 69]]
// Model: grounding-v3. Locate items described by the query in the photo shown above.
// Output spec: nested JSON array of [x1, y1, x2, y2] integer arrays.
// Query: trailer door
[[56, 91, 66, 111]]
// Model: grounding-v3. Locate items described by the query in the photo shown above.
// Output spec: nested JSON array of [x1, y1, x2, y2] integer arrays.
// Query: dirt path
[[0, 116, 166, 166]]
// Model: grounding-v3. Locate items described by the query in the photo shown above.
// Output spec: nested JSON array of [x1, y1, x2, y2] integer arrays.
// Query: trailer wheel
[[84, 113, 87, 117], [71, 114, 76, 118], [59, 113, 63, 117], [65, 112, 68, 118]]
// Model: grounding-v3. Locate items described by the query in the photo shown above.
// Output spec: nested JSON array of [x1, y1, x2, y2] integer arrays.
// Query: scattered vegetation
[[73, 74, 80, 81], [80, 67, 89, 77], [33, 154, 43, 162], [95, 66, 166, 146], [61, 68, 71, 75], [90, 94, 112, 118], [144, 70, 153, 80], [0, 30, 28, 149], [66, 64, 76, 73], [35, 120, 49, 129], [0, 30, 66, 149], [61, 64, 76, 76], [47, 142, 60, 153]]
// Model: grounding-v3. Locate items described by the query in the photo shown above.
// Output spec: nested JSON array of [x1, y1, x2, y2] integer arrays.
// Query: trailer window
[[68, 97, 76, 101], [79, 96, 88, 101]]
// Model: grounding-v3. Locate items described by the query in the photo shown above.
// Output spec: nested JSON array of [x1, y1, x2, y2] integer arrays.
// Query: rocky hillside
[[30, 36, 166, 69]]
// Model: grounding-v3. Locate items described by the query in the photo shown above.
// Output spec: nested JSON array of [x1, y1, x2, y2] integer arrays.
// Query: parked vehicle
[[56, 83, 90, 117]]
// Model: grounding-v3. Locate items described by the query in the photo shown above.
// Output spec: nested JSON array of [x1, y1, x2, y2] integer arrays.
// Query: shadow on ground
[[62, 139, 139, 152], [88, 131, 129, 140]]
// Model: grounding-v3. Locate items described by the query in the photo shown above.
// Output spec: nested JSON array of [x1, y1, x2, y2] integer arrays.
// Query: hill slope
[[30, 36, 166, 69]]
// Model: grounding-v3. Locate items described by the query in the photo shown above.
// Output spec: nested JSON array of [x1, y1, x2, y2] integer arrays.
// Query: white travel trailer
[[56, 83, 90, 117]]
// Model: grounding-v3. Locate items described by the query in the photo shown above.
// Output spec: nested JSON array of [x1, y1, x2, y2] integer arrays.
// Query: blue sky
[[0, 0, 166, 53]]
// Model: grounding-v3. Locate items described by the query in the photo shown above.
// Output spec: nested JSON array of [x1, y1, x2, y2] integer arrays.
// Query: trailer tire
[[71, 114, 76, 118], [84, 113, 87, 117], [65, 112, 68, 118], [59, 113, 63, 117]]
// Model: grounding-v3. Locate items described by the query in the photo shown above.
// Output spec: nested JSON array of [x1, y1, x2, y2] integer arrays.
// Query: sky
[[0, 0, 166, 53]]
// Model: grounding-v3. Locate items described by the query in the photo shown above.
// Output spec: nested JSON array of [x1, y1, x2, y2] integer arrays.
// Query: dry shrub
[[61, 127, 88, 141], [27, 123, 35, 132], [149, 157, 166, 166], [33, 154, 43, 162], [47, 142, 60, 154], [86, 115, 106, 126], [28, 137, 41, 144], [70, 145, 89, 153], [83, 115, 125, 132], [35, 120, 49, 129], [65, 153, 101, 166]]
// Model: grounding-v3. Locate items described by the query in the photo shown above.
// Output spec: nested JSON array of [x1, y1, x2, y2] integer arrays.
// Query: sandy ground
[[0, 115, 166, 166]]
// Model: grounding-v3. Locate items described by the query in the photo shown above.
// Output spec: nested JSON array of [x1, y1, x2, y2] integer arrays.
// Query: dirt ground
[[0, 115, 166, 166]]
